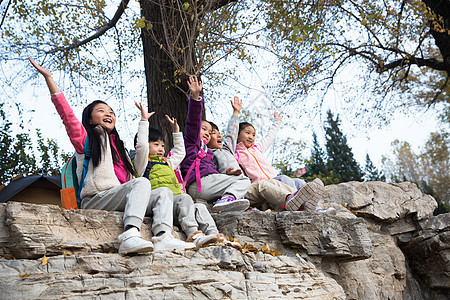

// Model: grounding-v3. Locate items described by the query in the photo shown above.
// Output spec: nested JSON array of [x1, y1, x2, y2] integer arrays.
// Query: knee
[[134, 177, 151, 186], [180, 194, 194, 205], [158, 187, 173, 198], [194, 202, 207, 211]]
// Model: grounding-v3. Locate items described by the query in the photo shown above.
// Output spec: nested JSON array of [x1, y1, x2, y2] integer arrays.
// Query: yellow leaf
[[20, 274, 30, 279], [42, 255, 48, 266], [62, 252, 72, 256]]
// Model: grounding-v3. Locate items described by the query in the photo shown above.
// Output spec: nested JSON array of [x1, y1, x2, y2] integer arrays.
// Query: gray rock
[[322, 181, 437, 222], [0, 180, 448, 299]]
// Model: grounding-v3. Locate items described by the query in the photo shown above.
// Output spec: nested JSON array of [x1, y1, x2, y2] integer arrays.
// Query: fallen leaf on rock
[[41, 255, 48, 266]]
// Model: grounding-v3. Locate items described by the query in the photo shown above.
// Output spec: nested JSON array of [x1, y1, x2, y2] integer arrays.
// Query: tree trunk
[[423, 0, 450, 74], [140, 0, 191, 150]]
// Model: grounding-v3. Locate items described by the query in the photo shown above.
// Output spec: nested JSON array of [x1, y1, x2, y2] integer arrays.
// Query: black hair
[[82, 100, 134, 175], [149, 127, 165, 143], [208, 121, 219, 132], [238, 122, 254, 134], [133, 126, 165, 148]]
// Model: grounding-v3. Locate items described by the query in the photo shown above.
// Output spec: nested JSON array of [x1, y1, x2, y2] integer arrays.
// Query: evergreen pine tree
[[324, 110, 364, 182], [364, 153, 385, 181], [307, 132, 327, 176]]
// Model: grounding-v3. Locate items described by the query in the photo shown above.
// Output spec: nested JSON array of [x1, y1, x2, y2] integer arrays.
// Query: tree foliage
[[261, 0, 450, 122], [324, 110, 364, 182], [0, 104, 69, 184], [364, 153, 385, 181], [1, 0, 448, 128], [382, 131, 449, 212]]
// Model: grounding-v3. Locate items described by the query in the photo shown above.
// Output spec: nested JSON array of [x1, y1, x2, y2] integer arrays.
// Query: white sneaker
[[187, 230, 218, 247], [212, 196, 250, 213], [285, 179, 324, 211], [152, 232, 196, 251], [118, 227, 154, 255]]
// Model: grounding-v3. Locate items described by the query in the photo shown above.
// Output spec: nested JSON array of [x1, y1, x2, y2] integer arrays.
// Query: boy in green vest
[[133, 103, 223, 247]]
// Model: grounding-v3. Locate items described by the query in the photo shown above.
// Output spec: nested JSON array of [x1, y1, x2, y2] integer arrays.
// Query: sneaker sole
[[285, 182, 324, 211], [119, 244, 153, 255], [195, 235, 218, 247], [212, 199, 250, 213]]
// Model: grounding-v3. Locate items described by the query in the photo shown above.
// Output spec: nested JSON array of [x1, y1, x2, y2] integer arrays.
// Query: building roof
[[0, 175, 61, 203]]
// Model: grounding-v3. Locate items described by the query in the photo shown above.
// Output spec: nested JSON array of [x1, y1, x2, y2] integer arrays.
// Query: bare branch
[[46, 0, 130, 55]]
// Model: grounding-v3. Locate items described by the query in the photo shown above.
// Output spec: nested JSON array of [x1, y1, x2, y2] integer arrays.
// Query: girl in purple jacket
[[179, 76, 251, 213]]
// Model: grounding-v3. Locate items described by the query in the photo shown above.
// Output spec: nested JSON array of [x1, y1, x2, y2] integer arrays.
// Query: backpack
[[60, 138, 91, 209]]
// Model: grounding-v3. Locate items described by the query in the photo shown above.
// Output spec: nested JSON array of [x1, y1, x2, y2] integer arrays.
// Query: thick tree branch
[[207, 0, 235, 11], [0, 0, 11, 30], [46, 0, 130, 54], [378, 57, 446, 73]]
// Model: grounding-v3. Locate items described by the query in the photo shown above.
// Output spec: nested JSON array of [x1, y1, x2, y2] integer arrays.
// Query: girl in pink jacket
[[235, 113, 325, 212], [29, 58, 194, 255]]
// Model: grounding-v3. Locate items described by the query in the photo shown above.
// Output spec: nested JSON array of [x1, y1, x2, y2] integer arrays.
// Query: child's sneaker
[[285, 179, 324, 212], [186, 230, 218, 247], [152, 232, 196, 251], [118, 227, 154, 255], [212, 196, 250, 213]]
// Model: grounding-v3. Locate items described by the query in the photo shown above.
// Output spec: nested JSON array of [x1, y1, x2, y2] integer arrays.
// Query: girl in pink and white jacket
[[29, 58, 194, 255], [236, 113, 325, 212]]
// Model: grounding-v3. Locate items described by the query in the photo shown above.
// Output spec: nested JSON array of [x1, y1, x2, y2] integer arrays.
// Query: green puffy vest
[[144, 155, 182, 195]]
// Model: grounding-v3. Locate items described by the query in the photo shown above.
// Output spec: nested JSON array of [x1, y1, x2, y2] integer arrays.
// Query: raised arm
[[165, 115, 186, 169], [223, 96, 242, 152], [133, 102, 155, 176], [184, 76, 203, 147], [257, 112, 283, 153], [29, 57, 87, 153]]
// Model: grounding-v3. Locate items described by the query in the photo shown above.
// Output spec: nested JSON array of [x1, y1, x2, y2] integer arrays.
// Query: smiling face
[[89, 103, 116, 133], [207, 128, 223, 149], [237, 124, 256, 148], [149, 139, 165, 158], [200, 121, 212, 144]]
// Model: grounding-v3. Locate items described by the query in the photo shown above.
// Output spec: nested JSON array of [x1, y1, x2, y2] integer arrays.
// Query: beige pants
[[245, 179, 296, 210]]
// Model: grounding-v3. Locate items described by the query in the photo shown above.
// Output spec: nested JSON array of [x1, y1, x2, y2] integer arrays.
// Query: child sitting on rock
[[208, 97, 330, 213], [179, 76, 251, 213], [133, 102, 224, 247], [29, 57, 194, 255]]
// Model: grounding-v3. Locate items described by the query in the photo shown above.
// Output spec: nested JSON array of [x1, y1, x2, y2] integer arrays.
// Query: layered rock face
[[0, 181, 448, 299]]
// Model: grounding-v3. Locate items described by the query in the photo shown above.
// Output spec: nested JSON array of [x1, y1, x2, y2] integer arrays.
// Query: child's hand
[[274, 112, 283, 120], [226, 167, 242, 176], [29, 57, 52, 78], [29, 57, 60, 95], [135, 102, 155, 121], [231, 96, 242, 116], [187, 76, 202, 100], [165, 115, 179, 133]]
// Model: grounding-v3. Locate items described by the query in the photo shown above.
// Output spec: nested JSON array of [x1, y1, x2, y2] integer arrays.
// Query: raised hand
[[29, 57, 52, 78], [29, 57, 59, 94], [274, 112, 283, 120], [135, 102, 155, 121], [187, 76, 202, 100], [165, 114, 179, 133], [226, 167, 242, 176], [231, 96, 242, 116]]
